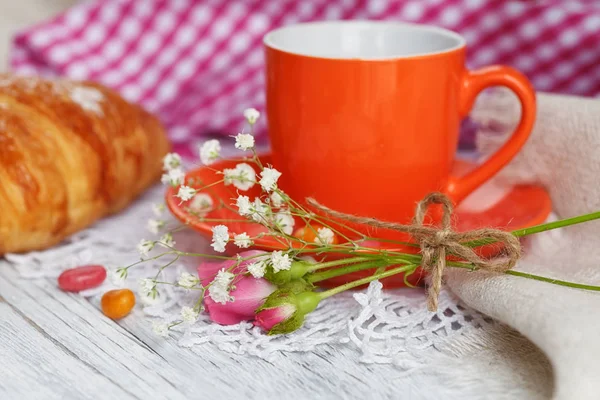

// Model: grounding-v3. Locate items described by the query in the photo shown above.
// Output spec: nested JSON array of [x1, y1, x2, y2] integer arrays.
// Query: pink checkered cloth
[[10, 0, 600, 156]]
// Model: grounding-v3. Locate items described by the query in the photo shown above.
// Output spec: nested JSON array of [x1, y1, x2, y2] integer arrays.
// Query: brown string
[[306, 192, 521, 311]]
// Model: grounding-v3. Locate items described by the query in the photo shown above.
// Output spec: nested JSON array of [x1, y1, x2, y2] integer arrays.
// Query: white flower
[[213, 268, 235, 288], [162, 153, 182, 171], [159, 232, 175, 248], [234, 133, 255, 151], [315, 227, 335, 245], [152, 321, 169, 337], [233, 232, 253, 248], [178, 272, 198, 289], [223, 163, 256, 191], [211, 225, 229, 252], [243, 108, 260, 124], [270, 251, 291, 273], [140, 290, 163, 306], [189, 193, 213, 215], [259, 167, 281, 192], [208, 268, 234, 304], [274, 211, 295, 235], [180, 306, 199, 323], [137, 239, 154, 257], [110, 268, 127, 286], [199, 139, 221, 165], [251, 198, 270, 223], [270, 191, 284, 207], [236, 195, 252, 216], [176, 185, 196, 202], [138, 278, 156, 296], [147, 219, 165, 234], [208, 285, 231, 304], [152, 203, 166, 216], [161, 168, 185, 187], [247, 260, 267, 278]]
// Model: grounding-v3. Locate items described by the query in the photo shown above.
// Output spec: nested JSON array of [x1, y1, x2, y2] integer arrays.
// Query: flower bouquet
[[119, 109, 600, 337]]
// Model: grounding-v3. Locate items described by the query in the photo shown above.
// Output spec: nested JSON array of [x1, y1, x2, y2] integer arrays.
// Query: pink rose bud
[[254, 290, 321, 335], [204, 276, 276, 325], [254, 304, 296, 331], [198, 250, 275, 325]]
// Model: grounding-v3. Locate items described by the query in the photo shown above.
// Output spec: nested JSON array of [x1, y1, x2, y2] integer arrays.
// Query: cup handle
[[446, 66, 536, 203]]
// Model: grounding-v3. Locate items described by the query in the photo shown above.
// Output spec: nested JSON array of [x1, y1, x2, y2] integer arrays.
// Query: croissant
[[0, 74, 170, 255]]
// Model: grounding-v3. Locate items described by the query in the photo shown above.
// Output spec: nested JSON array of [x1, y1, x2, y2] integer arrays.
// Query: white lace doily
[[5, 184, 495, 365]]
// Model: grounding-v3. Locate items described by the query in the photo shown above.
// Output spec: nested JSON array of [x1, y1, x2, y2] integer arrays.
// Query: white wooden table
[[0, 260, 443, 400]]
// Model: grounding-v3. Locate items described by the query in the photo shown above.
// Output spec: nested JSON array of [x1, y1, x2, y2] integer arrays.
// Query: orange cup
[[264, 21, 535, 233]]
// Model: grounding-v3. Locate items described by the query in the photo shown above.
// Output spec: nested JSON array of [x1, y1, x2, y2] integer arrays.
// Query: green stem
[[308, 260, 392, 283], [306, 256, 372, 272], [445, 259, 600, 291], [504, 270, 600, 291], [512, 211, 600, 237], [466, 211, 600, 248], [318, 264, 417, 299]]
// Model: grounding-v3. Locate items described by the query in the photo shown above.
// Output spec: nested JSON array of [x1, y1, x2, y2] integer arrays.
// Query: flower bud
[[254, 289, 321, 335]]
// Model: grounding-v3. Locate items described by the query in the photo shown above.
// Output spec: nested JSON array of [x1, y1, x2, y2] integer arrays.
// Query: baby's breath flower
[[247, 260, 267, 278], [189, 193, 213, 215], [211, 225, 229, 253], [208, 268, 235, 304], [251, 198, 270, 223], [162, 153, 182, 171], [259, 167, 281, 192], [139, 278, 156, 296], [233, 232, 253, 248], [223, 163, 256, 191], [110, 268, 127, 286], [214, 268, 235, 287], [315, 227, 335, 245], [140, 290, 163, 306], [234, 133, 255, 151], [159, 232, 175, 248], [137, 239, 154, 257], [161, 168, 185, 187], [271, 251, 291, 273], [180, 306, 199, 323], [274, 211, 295, 235], [147, 219, 165, 234], [236, 195, 252, 216], [243, 108, 260, 125], [152, 203, 166, 216], [176, 185, 196, 202], [199, 139, 221, 165], [178, 272, 199, 289], [152, 321, 170, 337], [270, 191, 284, 208]]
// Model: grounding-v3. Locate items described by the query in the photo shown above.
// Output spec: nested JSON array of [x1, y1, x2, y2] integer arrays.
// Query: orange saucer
[[166, 155, 552, 288]]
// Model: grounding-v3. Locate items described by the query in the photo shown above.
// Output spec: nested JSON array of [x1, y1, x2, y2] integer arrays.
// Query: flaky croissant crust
[[0, 75, 170, 255]]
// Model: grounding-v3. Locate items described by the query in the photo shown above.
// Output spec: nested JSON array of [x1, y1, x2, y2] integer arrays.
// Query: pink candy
[[58, 265, 107, 292]]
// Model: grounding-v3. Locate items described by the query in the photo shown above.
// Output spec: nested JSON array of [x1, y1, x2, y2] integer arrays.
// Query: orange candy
[[101, 289, 136, 320], [293, 224, 339, 245]]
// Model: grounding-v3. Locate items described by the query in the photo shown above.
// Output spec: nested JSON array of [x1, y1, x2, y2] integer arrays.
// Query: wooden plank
[[0, 300, 133, 399], [0, 262, 413, 399], [0, 265, 189, 400]]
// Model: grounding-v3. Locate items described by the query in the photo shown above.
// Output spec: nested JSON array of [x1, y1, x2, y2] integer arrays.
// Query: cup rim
[[263, 20, 466, 61]]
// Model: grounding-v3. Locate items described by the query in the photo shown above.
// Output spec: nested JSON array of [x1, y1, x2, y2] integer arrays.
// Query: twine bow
[[307, 192, 522, 311]]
